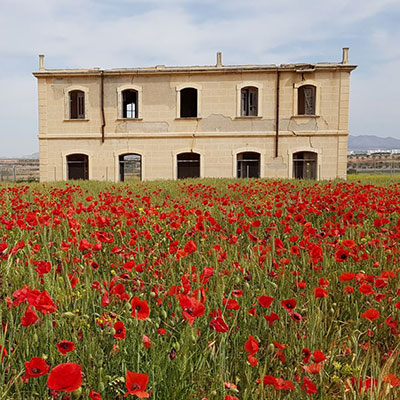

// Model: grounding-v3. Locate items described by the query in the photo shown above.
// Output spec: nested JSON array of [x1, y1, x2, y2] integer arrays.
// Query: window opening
[[237, 152, 260, 178], [180, 88, 198, 118], [177, 152, 200, 179], [298, 85, 316, 115], [69, 90, 85, 119], [119, 154, 142, 181], [67, 154, 88, 180], [122, 90, 138, 119], [293, 152, 317, 179], [241, 87, 258, 116]]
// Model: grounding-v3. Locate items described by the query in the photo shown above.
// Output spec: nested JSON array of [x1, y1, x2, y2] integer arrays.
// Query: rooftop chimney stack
[[39, 54, 45, 71], [216, 51, 222, 68], [342, 47, 349, 64]]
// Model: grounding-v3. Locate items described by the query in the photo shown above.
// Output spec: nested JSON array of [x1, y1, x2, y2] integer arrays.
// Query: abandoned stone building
[[33, 49, 356, 182]]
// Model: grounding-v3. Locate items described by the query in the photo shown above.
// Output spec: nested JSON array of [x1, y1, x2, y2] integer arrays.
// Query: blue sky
[[1, 0, 399, 156]]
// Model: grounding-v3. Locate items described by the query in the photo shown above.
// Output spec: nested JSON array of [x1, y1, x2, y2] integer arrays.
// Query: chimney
[[39, 54, 45, 71], [342, 47, 349, 64], [216, 51, 222, 68]]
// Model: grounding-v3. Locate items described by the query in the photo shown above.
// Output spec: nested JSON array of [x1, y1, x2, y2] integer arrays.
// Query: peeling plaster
[[116, 121, 169, 133], [199, 114, 275, 132]]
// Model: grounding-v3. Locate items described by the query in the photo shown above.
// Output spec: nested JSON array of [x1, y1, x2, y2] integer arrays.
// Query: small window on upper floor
[[122, 89, 138, 119], [241, 87, 258, 116], [298, 85, 316, 115], [69, 90, 85, 119], [180, 88, 198, 118]]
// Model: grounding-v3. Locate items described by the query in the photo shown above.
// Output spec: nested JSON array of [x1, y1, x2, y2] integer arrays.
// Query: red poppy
[[313, 349, 326, 363], [302, 376, 317, 394], [314, 287, 329, 298], [113, 321, 126, 340], [303, 363, 323, 374], [142, 335, 151, 349], [56, 340, 76, 356], [179, 295, 205, 325], [209, 317, 229, 333], [264, 312, 280, 326], [124, 371, 149, 398], [383, 374, 400, 387], [359, 284, 374, 295], [244, 335, 259, 355], [361, 308, 380, 321], [302, 348, 311, 363], [248, 354, 258, 366], [47, 363, 82, 392], [258, 295, 274, 308], [130, 297, 150, 320], [224, 396, 240, 400], [23, 357, 50, 380], [281, 299, 296, 311], [223, 298, 241, 310], [334, 248, 349, 262], [183, 240, 197, 255], [339, 272, 355, 282], [21, 306, 38, 326], [32, 290, 57, 314], [89, 389, 102, 399]]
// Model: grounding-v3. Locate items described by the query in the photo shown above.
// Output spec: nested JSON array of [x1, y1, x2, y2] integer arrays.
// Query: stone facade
[[33, 50, 356, 182]]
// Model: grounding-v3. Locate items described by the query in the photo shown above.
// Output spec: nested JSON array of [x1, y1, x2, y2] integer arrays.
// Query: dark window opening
[[180, 88, 198, 118], [237, 152, 260, 178], [69, 90, 85, 119], [241, 87, 258, 116], [293, 152, 317, 179], [298, 85, 316, 115], [119, 153, 142, 181], [67, 154, 88, 180], [122, 90, 138, 118], [177, 152, 200, 179]]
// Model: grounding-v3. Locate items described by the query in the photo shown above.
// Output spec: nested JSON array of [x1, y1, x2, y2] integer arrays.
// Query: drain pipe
[[275, 69, 280, 158], [100, 70, 105, 143]]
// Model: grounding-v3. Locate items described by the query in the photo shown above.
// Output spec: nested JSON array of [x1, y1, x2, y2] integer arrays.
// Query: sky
[[1, 0, 400, 157]]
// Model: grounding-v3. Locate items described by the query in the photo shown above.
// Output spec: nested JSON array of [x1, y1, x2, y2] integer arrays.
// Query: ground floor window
[[293, 151, 317, 179], [67, 154, 88, 180], [177, 152, 200, 179], [119, 154, 142, 182], [237, 152, 260, 178]]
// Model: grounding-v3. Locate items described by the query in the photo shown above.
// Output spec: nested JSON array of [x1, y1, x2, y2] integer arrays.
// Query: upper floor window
[[180, 88, 198, 118], [69, 90, 85, 119], [297, 84, 316, 115], [122, 89, 138, 119], [241, 86, 258, 116]]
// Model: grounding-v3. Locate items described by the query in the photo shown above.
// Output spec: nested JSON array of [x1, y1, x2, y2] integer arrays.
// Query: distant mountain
[[0, 152, 39, 160], [349, 135, 400, 151]]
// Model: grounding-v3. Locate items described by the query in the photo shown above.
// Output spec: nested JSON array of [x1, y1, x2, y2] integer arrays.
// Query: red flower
[[21, 306, 38, 326], [264, 312, 280, 326], [313, 349, 326, 363], [302, 348, 311, 363], [339, 272, 355, 282], [248, 354, 258, 366], [314, 287, 329, 298], [131, 297, 150, 320], [361, 308, 380, 321], [303, 363, 323, 374], [33, 290, 57, 314], [113, 321, 126, 340], [142, 334, 151, 349], [359, 284, 374, 295], [56, 340, 76, 356], [244, 335, 259, 355], [89, 389, 102, 399], [179, 295, 205, 325], [258, 295, 274, 308], [183, 240, 197, 255], [0, 345, 7, 362], [209, 317, 229, 333], [23, 357, 50, 380], [334, 248, 349, 262], [225, 396, 240, 400], [124, 371, 149, 398], [47, 363, 82, 392], [302, 376, 317, 394], [281, 299, 296, 311]]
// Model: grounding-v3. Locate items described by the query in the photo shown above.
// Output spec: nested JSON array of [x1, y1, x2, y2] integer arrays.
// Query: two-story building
[[33, 49, 356, 182]]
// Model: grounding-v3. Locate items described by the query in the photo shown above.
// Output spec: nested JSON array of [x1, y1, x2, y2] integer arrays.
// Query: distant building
[[33, 49, 356, 182]]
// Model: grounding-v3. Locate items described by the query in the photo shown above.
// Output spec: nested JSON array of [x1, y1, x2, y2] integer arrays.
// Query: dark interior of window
[[180, 88, 198, 118], [69, 90, 85, 119], [67, 154, 89, 180], [122, 90, 138, 118], [177, 152, 200, 178], [237, 152, 260, 178], [293, 152, 317, 179], [119, 153, 142, 181], [241, 87, 258, 116], [298, 85, 316, 115]]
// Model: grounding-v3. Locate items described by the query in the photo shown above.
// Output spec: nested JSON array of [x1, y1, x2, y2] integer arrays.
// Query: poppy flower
[[258, 295, 274, 308], [225, 396, 240, 400], [183, 240, 197, 255], [314, 287, 329, 298], [303, 363, 323, 374], [339, 272, 355, 282], [57, 340, 76, 356], [179, 295, 205, 325], [334, 248, 349, 262], [23, 357, 50, 380], [358, 284, 374, 295], [21, 306, 38, 326], [33, 290, 57, 314], [47, 363, 82, 392], [113, 321, 126, 340], [124, 371, 149, 398], [209, 317, 229, 333], [361, 308, 380, 321], [302, 348, 311, 363], [130, 297, 150, 320], [313, 349, 326, 363], [244, 335, 259, 355], [142, 335, 151, 349], [264, 312, 280, 326], [0, 345, 7, 362], [89, 389, 102, 399], [383, 374, 400, 387], [281, 299, 296, 311], [248, 354, 258, 366], [301, 377, 317, 394]]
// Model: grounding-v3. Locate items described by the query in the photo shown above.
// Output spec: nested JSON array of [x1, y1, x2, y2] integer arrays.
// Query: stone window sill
[[291, 115, 320, 119], [116, 118, 143, 121], [175, 117, 202, 120], [64, 119, 90, 122], [235, 116, 263, 120]]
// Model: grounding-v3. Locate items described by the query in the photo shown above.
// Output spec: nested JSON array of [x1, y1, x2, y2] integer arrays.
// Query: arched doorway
[[67, 154, 89, 180], [237, 152, 260, 178], [119, 154, 142, 182], [177, 152, 200, 179], [293, 152, 317, 179]]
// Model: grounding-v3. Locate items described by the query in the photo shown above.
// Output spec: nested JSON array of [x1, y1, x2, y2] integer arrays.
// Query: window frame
[[293, 80, 320, 117], [117, 84, 143, 120], [175, 84, 202, 119], [236, 82, 263, 118], [64, 86, 89, 120]]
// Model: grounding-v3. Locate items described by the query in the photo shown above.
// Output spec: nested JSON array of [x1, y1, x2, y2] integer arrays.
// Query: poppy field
[[0, 178, 399, 399]]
